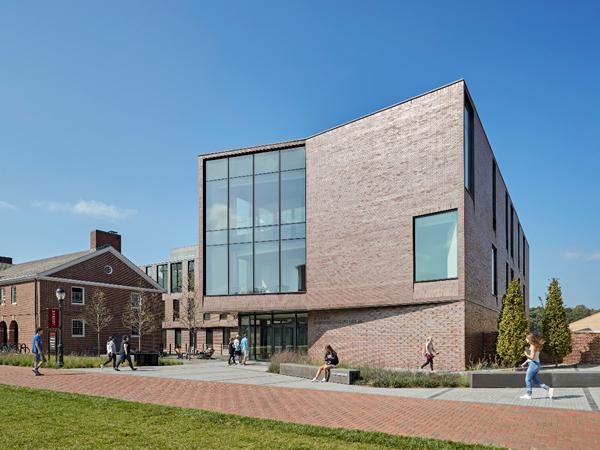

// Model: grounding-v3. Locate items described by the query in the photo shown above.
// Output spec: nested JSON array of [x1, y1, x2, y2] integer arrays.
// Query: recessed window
[[464, 97, 475, 194], [187, 261, 195, 292], [414, 210, 458, 282], [171, 262, 182, 293], [491, 246, 498, 297], [517, 225, 521, 268], [505, 192, 509, 251], [510, 205, 515, 259], [145, 266, 152, 277], [131, 292, 141, 309], [206, 328, 214, 346], [174, 329, 182, 347], [157, 264, 167, 290], [0, 287, 5, 305], [204, 313, 211, 321], [505, 262, 509, 291], [492, 161, 497, 231], [172, 299, 180, 321], [71, 287, 85, 305], [10, 286, 16, 304], [72, 320, 85, 337], [219, 313, 227, 321]]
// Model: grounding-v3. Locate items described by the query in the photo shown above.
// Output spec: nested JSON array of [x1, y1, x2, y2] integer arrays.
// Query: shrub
[[542, 278, 572, 365], [0, 353, 182, 368], [268, 350, 313, 373], [496, 279, 529, 366], [356, 366, 468, 388]]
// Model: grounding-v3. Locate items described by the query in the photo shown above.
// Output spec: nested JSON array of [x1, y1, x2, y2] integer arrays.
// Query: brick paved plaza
[[1, 365, 599, 449]]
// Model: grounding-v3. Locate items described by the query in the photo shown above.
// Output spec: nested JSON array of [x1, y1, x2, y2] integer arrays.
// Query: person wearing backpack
[[311, 345, 339, 382]]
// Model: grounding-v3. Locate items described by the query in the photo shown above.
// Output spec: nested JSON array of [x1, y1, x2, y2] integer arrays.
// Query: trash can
[[133, 352, 159, 366]]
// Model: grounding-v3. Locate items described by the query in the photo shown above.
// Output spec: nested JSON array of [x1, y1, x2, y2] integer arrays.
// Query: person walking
[[311, 345, 339, 382], [520, 333, 554, 400], [240, 334, 249, 365], [32, 327, 45, 376], [227, 337, 236, 365], [115, 335, 137, 371], [101, 336, 117, 369], [420, 336, 438, 371], [233, 335, 241, 364]]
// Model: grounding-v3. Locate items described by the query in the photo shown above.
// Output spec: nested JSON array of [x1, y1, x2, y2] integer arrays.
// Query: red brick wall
[[563, 332, 600, 365], [308, 302, 465, 371], [0, 281, 36, 348]]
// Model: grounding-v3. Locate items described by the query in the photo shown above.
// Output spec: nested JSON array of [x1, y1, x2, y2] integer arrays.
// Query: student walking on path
[[420, 336, 438, 371], [115, 335, 137, 371], [233, 335, 241, 364], [31, 328, 45, 376], [227, 337, 236, 365], [101, 336, 117, 369], [240, 334, 249, 365], [311, 345, 339, 382], [520, 333, 554, 400]]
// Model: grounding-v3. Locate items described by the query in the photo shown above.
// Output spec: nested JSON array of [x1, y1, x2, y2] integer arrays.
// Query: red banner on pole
[[48, 308, 59, 328]]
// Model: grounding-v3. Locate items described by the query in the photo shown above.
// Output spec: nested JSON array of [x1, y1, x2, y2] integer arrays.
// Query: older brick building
[[198, 80, 529, 370], [0, 230, 164, 355]]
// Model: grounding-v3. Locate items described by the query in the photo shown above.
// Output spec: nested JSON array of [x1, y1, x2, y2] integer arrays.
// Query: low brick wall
[[563, 332, 600, 365]]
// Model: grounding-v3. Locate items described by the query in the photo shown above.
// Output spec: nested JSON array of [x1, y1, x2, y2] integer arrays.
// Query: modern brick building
[[0, 230, 164, 355], [198, 80, 529, 370], [141, 245, 237, 354]]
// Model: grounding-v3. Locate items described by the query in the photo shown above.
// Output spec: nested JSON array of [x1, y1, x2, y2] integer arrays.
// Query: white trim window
[[131, 292, 141, 309], [10, 286, 16, 304], [71, 287, 85, 305], [0, 287, 5, 305], [72, 319, 85, 337]]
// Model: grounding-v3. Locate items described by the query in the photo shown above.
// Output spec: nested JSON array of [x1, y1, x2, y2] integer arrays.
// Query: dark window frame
[[464, 96, 475, 196], [492, 245, 498, 297], [172, 299, 180, 321], [170, 262, 182, 294], [492, 161, 497, 231], [203, 313, 211, 321]]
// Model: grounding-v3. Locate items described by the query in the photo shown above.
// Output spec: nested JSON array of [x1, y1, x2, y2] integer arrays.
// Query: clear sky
[[1, 2, 599, 307]]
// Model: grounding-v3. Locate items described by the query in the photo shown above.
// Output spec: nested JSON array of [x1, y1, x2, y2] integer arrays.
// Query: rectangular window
[[157, 264, 167, 289], [511, 269, 514, 282], [464, 97, 475, 193], [414, 210, 458, 282], [71, 287, 84, 305], [523, 238, 527, 277], [204, 313, 211, 321], [222, 328, 230, 345], [510, 205, 514, 259], [206, 329, 214, 346], [1, 287, 5, 305], [170, 262, 182, 293], [187, 261, 195, 291], [219, 313, 227, 321], [517, 225, 521, 268], [145, 266, 152, 277], [131, 292, 141, 309], [72, 320, 85, 337], [505, 192, 509, 250], [492, 161, 497, 231], [11, 286, 16, 304], [172, 299, 180, 321], [492, 246, 498, 297], [174, 329, 182, 348], [204, 147, 306, 295]]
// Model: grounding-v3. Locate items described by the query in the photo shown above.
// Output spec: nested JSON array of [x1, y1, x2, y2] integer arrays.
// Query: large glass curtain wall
[[239, 312, 308, 360], [204, 147, 306, 295]]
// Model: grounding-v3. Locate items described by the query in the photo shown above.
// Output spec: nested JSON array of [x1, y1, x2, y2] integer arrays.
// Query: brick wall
[[0, 281, 36, 348], [563, 332, 600, 365], [308, 302, 465, 371]]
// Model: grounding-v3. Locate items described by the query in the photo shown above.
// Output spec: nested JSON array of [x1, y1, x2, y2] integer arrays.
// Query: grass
[[0, 384, 499, 449], [269, 351, 469, 388], [0, 353, 182, 369]]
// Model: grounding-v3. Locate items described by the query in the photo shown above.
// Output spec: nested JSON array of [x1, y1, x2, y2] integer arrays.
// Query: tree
[[84, 289, 113, 356], [122, 287, 162, 352], [542, 278, 572, 365], [178, 276, 201, 353], [497, 279, 529, 367]]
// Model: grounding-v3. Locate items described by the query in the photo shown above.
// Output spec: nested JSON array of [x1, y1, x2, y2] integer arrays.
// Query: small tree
[[497, 279, 529, 367], [122, 287, 162, 352], [542, 278, 572, 366], [84, 289, 113, 356], [178, 285, 201, 353]]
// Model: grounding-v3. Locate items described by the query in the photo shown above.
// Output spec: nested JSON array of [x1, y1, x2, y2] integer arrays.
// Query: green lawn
[[0, 353, 182, 369], [0, 384, 500, 450]]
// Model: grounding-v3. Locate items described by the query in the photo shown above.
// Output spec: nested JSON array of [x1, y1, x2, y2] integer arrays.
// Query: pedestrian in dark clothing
[[115, 335, 137, 371], [228, 337, 236, 365], [420, 336, 439, 371]]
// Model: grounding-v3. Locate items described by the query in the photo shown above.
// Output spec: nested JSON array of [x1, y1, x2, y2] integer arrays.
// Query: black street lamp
[[55, 288, 65, 367]]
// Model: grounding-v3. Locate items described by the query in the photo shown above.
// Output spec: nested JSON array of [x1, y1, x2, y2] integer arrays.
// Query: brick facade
[[563, 332, 600, 365]]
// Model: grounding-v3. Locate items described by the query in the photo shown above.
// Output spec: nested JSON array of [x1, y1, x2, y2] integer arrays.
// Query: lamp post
[[55, 288, 65, 368]]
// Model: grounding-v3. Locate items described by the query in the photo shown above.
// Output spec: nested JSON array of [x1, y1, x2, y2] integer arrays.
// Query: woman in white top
[[520, 333, 554, 400], [420, 336, 438, 371]]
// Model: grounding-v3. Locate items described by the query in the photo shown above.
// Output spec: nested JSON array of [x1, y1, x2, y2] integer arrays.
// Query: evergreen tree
[[542, 278, 572, 365], [496, 279, 529, 366]]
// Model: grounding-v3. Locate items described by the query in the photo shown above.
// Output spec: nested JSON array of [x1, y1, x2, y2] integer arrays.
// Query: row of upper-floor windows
[[491, 245, 527, 304], [0, 286, 17, 305], [145, 260, 195, 294]]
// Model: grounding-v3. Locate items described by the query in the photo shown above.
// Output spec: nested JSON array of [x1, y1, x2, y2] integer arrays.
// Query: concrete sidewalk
[[76, 359, 600, 412]]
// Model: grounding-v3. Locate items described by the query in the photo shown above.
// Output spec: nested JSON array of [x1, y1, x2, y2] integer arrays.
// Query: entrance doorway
[[8, 320, 18, 345], [239, 312, 307, 360]]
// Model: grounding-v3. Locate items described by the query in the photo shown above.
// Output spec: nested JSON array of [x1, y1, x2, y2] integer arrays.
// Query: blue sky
[[1, 2, 599, 307]]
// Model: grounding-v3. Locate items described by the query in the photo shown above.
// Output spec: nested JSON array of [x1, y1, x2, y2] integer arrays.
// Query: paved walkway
[[76, 360, 600, 412], [1, 365, 599, 449]]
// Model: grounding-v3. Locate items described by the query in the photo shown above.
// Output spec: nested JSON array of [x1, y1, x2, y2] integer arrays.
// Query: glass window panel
[[281, 239, 306, 292], [205, 179, 228, 231], [254, 241, 279, 294], [157, 264, 167, 289], [205, 158, 228, 181], [229, 176, 253, 229], [206, 230, 227, 246], [229, 154, 253, 178], [229, 243, 253, 294], [229, 227, 252, 244], [281, 169, 305, 224], [255, 172, 279, 226], [206, 245, 227, 295], [170, 262, 182, 293], [255, 151, 279, 174], [281, 146, 305, 171], [281, 223, 305, 240], [414, 210, 458, 282], [254, 225, 279, 242]]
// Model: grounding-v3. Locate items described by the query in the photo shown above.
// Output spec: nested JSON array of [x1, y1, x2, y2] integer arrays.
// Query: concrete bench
[[280, 363, 360, 385], [469, 370, 600, 388]]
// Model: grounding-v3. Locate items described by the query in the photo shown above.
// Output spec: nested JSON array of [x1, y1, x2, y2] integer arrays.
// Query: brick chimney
[[90, 230, 121, 253], [0, 256, 13, 271]]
